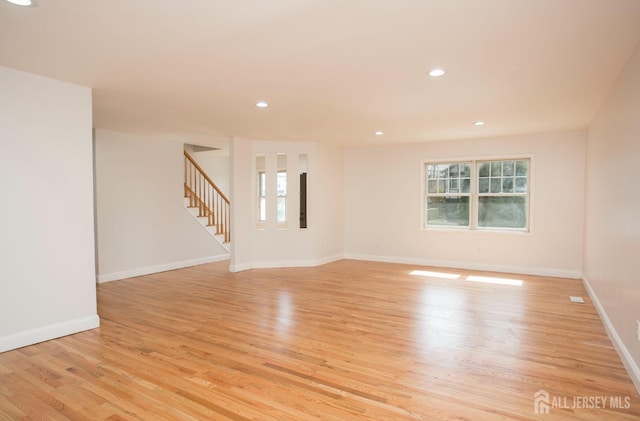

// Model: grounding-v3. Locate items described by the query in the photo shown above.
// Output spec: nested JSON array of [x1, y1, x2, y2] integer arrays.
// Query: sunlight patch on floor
[[409, 270, 460, 280], [466, 275, 523, 287], [410, 270, 523, 287]]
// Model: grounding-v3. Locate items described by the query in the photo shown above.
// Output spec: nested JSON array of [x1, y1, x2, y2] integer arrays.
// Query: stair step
[[184, 201, 229, 252]]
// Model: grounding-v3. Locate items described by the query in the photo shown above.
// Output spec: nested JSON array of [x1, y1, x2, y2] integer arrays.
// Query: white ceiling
[[2, 0, 640, 147]]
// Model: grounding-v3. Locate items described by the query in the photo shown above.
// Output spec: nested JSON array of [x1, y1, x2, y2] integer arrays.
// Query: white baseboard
[[97, 254, 230, 283], [0, 315, 100, 354], [230, 254, 344, 273], [343, 253, 582, 279], [582, 277, 640, 395], [229, 262, 253, 273], [316, 254, 345, 266]]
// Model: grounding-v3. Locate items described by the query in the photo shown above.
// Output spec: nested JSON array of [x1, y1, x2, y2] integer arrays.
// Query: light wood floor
[[1, 260, 639, 420]]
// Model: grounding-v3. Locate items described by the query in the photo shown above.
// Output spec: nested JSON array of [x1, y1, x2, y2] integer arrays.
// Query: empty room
[[1, 0, 640, 419]]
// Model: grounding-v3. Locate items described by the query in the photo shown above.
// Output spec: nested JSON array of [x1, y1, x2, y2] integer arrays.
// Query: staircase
[[183, 149, 230, 251]]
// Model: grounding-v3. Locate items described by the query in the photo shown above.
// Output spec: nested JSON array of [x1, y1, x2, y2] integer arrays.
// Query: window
[[425, 163, 471, 228], [424, 159, 530, 231], [477, 160, 528, 229], [276, 170, 287, 223], [257, 171, 266, 222], [256, 153, 288, 227], [276, 153, 287, 225]]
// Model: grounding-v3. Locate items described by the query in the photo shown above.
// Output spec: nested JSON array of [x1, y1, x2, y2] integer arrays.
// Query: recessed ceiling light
[[473, 121, 486, 126], [5, 0, 34, 6], [375, 131, 384, 136], [428, 69, 446, 77], [255, 101, 269, 108]]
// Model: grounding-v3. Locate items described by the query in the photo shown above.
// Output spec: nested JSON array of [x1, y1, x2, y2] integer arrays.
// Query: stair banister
[[184, 149, 230, 243]]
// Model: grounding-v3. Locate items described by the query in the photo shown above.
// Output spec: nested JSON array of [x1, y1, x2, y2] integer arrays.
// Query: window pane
[[438, 180, 446, 193], [515, 177, 527, 193], [491, 162, 502, 176], [428, 180, 438, 194], [433, 164, 449, 179], [277, 197, 286, 222], [259, 173, 266, 196], [450, 179, 459, 193], [502, 177, 514, 193], [259, 197, 266, 221], [277, 172, 287, 196], [479, 178, 489, 193], [490, 178, 502, 193], [449, 164, 459, 177], [426, 196, 470, 227], [461, 178, 471, 193], [478, 162, 490, 177], [461, 164, 471, 178], [516, 160, 528, 176], [503, 161, 515, 176], [478, 196, 527, 229]]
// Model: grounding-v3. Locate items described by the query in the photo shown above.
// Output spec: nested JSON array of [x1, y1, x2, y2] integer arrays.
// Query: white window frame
[[424, 162, 473, 229], [422, 157, 531, 232], [276, 170, 287, 224], [257, 170, 267, 225]]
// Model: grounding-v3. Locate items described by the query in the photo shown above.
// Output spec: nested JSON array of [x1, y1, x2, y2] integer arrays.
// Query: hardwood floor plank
[[1, 260, 639, 419], [0, 396, 25, 421]]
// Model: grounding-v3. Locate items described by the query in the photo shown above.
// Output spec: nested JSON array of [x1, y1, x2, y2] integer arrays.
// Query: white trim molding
[[97, 255, 230, 283], [229, 254, 344, 273], [0, 315, 100, 354], [582, 277, 640, 394]]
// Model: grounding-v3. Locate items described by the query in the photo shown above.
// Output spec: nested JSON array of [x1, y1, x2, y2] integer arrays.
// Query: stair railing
[[184, 149, 230, 243]]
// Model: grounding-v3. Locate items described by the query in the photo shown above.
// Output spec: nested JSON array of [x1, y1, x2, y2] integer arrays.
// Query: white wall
[[315, 143, 345, 260], [230, 137, 253, 270], [344, 130, 586, 278], [584, 42, 640, 391], [0, 66, 99, 352], [230, 138, 344, 271], [94, 129, 229, 282]]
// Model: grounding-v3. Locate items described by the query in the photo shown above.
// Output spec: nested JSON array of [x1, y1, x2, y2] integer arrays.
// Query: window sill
[[255, 222, 289, 230], [423, 226, 530, 235]]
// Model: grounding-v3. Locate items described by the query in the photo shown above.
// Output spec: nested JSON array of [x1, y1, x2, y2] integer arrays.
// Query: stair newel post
[[192, 164, 197, 208], [223, 196, 227, 238], [214, 194, 219, 233], [206, 185, 210, 226], [221, 198, 226, 240], [199, 171, 204, 217], [217, 195, 221, 235], [203, 174, 208, 220], [226, 202, 230, 242], [191, 161, 194, 204], [190, 162, 194, 207], [190, 161, 195, 208], [209, 188, 214, 228]]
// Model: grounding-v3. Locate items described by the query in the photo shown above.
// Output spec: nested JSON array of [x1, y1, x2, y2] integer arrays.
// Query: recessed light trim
[[375, 131, 384, 136], [473, 121, 486, 126], [428, 68, 446, 77], [5, 0, 34, 6], [255, 101, 269, 108]]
